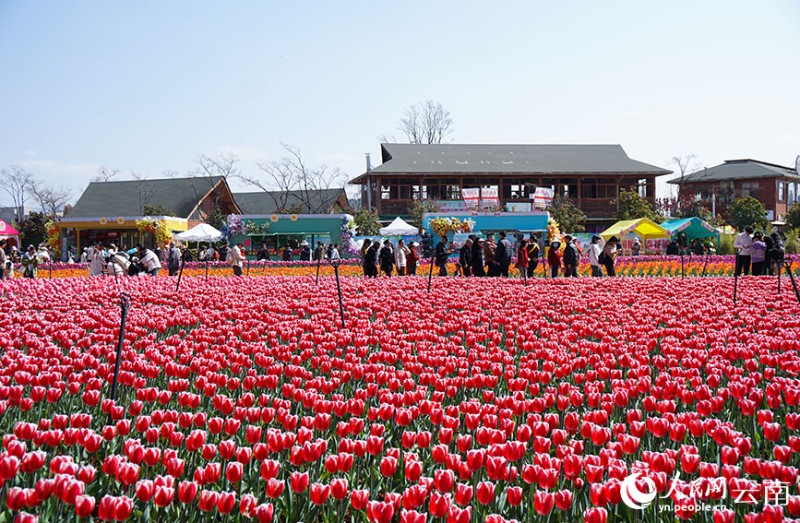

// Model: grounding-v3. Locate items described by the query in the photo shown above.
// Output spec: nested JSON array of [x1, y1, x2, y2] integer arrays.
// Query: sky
[[1, 0, 799, 209]]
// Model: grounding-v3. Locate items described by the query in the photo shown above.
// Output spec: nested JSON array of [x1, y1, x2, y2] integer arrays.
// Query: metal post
[[331, 260, 346, 329], [733, 273, 738, 307], [247, 258, 251, 277], [109, 292, 131, 410], [205, 259, 209, 280], [681, 253, 685, 280], [175, 257, 186, 293], [786, 261, 800, 304], [701, 255, 710, 277], [316, 256, 322, 286], [427, 253, 435, 293], [778, 261, 781, 294]]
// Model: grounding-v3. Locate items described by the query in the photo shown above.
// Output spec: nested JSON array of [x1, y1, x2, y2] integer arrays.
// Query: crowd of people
[[358, 232, 627, 278], [733, 227, 785, 276]]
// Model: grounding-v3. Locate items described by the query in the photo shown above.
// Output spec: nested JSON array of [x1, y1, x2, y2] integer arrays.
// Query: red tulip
[[351, 489, 369, 510], [367, 501, 395, 523], [454, 483, 473, 506], [331, 478, 348, 500], [506, 486, 523, 506], [74, 495, 95, 518], [584, 507, 608, 523], [177, 481, 198, 504], [290, 471, 309, 493], [476, 481, 495, 505]]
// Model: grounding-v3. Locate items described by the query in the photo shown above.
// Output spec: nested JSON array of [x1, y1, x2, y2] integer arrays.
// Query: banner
[[461, 188, 480, 211], [532, 187, 554, 209], [480, 187, 499, 210]]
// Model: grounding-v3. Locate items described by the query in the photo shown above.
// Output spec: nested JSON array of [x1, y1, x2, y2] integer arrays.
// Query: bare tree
[[92, 166, 119, 183], [31, 183, 72, 220], [243, 143, 347, 213], [193, 153, 240, 211], [399, 100, 454, 144], [668, 154, 699, 197], [0, 165, 35, 222], [130, 171, 156, 215]]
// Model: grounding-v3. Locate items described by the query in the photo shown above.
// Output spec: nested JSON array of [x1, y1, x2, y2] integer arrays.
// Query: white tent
[[379, 217, 418, 236], [174, 223, 223, 242]]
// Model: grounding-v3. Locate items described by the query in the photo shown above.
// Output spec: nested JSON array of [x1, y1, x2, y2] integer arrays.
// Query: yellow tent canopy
[[600, 218, 670, 241]]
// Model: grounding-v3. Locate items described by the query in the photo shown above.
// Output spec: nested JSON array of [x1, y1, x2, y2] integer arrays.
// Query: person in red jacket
[[516, 237, 528, 278], [547, 240, 562, 278]]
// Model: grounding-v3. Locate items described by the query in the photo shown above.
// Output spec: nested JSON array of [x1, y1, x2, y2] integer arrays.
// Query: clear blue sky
[[1, 0, 798, 206]]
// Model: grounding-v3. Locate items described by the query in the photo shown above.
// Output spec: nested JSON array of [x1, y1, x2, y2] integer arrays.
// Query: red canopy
[[0, 219, 19, 237]]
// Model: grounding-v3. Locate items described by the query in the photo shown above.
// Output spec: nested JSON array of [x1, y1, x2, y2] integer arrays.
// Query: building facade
[[60, 176, 240, 251], [668, 159, 800, 221], [350, 144, 670, 227]]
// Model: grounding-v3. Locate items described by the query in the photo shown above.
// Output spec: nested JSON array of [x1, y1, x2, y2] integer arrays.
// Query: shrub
[[718, 234, 735, 255]]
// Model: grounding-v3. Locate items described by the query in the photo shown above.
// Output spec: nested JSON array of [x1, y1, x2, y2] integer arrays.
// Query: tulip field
[[1, 275, 800, 523]]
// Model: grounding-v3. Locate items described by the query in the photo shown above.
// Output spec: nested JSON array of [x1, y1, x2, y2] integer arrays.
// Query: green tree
[[16, 211, 48, 249], [549, 196, 586, 233], [353, 208, 381, 236], [408, 200, 441, 230], [727, 196, 769, 232], [611, 189, 663, 222], [784, 202, 800, 230], [142, 204, 176, 217], [206, 209, 226, 231]]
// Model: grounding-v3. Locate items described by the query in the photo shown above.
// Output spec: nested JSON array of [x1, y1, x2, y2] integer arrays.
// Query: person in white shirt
[[329, 243, 340, 260], [230, 243, 245, 277], [395, 239, 409, 276], [588, 235, 604, 277], [733, 226, 753, 276], [89, 243, 105, 277], [137, 245, 162, 276]]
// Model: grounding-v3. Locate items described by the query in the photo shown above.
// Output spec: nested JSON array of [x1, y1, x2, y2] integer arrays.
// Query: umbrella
[[174, 223, 223, 242]]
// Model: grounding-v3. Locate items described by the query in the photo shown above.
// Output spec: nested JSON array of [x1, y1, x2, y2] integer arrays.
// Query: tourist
[[495, 231, 513, 277], [379, 240, 394, 277], [733, 226, 753, 276], [22, 245, 39, 278], [407, 242, 419, 275], [218, 242, 229, 264], [547, 240, 561, 278], [137, 245, 162, 277], [89, 243, 105, 277], [107, 250, 130, 277], [299, 241, 312, 262], [666, 239, 680, 255], [167, 242, 182, 276], [562, 235, 579, 277], [361, 239, 372, 276], [631, 238, 642, 256], [692, 238, 705, 256], [459, 237, 473, 277], [601, 236, 621, 277], [0, 240, 5, 280], [768, 232, 785, 275], [472, 238, 486, 277], [329, 243, 340, 260], [750, 232, 766, 276], [435, 236, 450, 277], [516, 237, 528, 278], [80, 248, 88, 263], [365, 240, 380, 278], [526, 237, 540, 277], [282, 245, 293, 262], [314, 241, 326, 261], [395, 239, 409, 276], [257, 243, 270, 261], [229, 242, 245, 277], [484, 234, 497, 277], [589, 235, 604, 277]]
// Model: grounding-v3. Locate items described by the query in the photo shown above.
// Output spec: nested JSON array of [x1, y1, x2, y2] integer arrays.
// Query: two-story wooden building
[[350, 143, 671, 228], [668, 159, 800, 221]]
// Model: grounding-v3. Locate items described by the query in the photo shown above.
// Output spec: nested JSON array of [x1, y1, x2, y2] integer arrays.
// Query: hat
[[609, 236, 620, 243], [300, 240, 309, 247], [550, 240, 561, 248], [564, 235, 573, 242]]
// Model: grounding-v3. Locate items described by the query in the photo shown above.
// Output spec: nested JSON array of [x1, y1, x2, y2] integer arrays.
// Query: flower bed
[[25, 255, 800, 279], [0, 276, 799, 521]]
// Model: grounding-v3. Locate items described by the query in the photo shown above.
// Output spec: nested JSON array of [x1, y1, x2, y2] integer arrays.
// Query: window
[[741, 182, 760, 199], [381, 180, 413, 200], [788, 182, 796, 203], [638, 179, 648, 198], [778, 181, 785, 202]]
